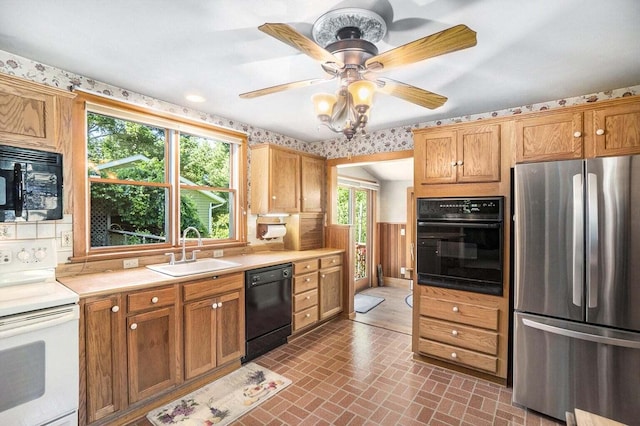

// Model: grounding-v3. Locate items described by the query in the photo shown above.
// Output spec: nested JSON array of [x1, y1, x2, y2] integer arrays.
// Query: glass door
[[338, 186, 371, 291]]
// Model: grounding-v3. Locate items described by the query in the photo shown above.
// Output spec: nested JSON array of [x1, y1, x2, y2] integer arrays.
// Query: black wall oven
[[416, 197, 504, 296]]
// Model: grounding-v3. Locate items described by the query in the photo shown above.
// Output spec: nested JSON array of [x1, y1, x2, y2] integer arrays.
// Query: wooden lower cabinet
[[83, 296, 124, 424], [127, 306, 178, 403], [81, 274, 245, 425], [416, 286, 507, 379], [319, 255, 342, 320], [184, 289, 244, 380]]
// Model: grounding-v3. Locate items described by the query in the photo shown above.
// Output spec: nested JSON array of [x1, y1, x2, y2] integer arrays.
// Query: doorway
[[337, 185, 372, 292]]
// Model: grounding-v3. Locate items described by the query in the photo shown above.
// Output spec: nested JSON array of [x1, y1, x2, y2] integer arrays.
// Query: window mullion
[[168, 129, 180, 245]]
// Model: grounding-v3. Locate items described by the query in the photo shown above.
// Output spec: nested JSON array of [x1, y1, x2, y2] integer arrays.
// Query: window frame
[[71, 91, 247, 261]]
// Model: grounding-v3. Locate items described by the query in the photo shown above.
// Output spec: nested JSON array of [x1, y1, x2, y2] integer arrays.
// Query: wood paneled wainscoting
[[377, 222, 411, 288]]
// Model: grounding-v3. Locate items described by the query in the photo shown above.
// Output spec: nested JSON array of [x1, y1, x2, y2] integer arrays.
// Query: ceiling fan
[[239, 8, 477, 138]]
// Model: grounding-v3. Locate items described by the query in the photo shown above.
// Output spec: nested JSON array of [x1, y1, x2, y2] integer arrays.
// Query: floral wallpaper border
[[1, 49, 639, 161]]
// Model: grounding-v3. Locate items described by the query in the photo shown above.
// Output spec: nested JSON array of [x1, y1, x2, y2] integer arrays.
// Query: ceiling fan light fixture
[[348, 80, 375, 111], [312, 92, 337, 118]]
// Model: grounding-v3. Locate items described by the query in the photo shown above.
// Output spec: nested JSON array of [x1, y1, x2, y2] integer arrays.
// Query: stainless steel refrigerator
[[513, 155, 640, 424]]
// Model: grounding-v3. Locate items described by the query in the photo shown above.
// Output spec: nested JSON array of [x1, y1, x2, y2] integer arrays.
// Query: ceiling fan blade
[[239, 77, 334, 99], [259, 23, 344, 68], [375, 78, 447, 109], [365, 24, 476, 71]]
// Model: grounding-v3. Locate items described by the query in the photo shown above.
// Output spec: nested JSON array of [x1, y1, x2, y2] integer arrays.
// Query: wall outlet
[[213, 249, 224, 258], [61, 231, 73, 247], [123, 258, 139, 269], [400, 267, 406, 275], [400, 228, 406, 236]]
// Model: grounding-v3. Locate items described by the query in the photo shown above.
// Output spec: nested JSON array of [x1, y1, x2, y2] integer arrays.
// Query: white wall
[[378, 180, 412, 223]]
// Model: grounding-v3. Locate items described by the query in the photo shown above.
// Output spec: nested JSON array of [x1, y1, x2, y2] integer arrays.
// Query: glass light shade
[[348, 80, 376, 108], [312, 93, 337, 117]]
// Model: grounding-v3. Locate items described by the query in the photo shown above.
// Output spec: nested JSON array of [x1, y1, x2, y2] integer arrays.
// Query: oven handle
[[0, 305, 78, 339], [417, 221, 501, 228]]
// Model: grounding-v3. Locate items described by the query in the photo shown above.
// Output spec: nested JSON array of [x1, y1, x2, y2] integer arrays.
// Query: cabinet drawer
[[128, 286, 176, 313], [293, 306, 318, 331], [320, 254, 342, 269], [294, 272, 318, 294], [420, 296, 499, 330], [418, 338, 498, 373], [294, 289, 318, 312], [294, 259, 318, 274], [183, 272, 243, 302], [419, 317, 498, 355]]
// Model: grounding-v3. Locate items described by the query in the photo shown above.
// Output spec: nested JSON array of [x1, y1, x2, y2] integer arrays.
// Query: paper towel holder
[[256, 223, 286, 240]]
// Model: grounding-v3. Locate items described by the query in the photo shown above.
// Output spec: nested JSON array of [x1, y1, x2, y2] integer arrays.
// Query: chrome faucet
[[180, 226, 202, 263]]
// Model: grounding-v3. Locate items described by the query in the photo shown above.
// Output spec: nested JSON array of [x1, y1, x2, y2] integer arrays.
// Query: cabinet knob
[[130, 323, 137, 330], [332, 259, 336, 263], [451, 352, 457, 359], [450, 161, 457, 167], [321, 274, 326, 279], [305, 278, 311, 282], [212, 303, 218, 309], [573, 131, 582, 138], [151, 296, 159, 304], [457, 160, 463, 166], [111, 305, 120, 313], [305, 313, 311, 318], [596, 128, 605, 136], [306, 296, 311, 300], [305, 265, 310, 269], [218, 302, 223, 308], [451, 330, 458, 337], [272, 195, 277, 200], [452, 306, 459, 313]]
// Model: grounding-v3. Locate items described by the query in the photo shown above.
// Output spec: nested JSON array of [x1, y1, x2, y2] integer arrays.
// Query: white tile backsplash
[[16, 222, 37, 239], [37, 222, 56, 238]]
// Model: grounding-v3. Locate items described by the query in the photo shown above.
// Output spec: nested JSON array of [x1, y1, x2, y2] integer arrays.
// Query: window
[[73, 92, 247, 258]]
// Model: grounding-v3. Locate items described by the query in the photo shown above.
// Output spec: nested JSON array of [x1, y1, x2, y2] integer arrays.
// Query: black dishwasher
[[242, 263, 292, 363]]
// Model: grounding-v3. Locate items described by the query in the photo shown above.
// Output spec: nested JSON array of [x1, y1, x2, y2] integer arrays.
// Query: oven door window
[[0, 341, 45, 412], [417, 222, 502, 294]]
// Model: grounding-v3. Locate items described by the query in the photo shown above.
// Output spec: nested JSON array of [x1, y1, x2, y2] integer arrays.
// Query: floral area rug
[[146, 362, 291, 425]]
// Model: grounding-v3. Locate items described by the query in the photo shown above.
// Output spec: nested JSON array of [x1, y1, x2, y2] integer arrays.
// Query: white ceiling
[[0, 0, 639, 145]]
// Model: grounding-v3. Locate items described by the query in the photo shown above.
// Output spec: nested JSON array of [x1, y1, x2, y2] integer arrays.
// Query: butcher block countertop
[[58, 248, 343, 298]]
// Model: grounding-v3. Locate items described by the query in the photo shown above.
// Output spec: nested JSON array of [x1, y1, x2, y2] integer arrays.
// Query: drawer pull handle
[[573, 131, 582, 138], [451, 330, 458, 337], [305, 265, 310, 269], [305, 313, 311, 318], [130, 323, 137, 330], [151, 296, 159, 304], [596, 128, 605, 136], [451, 352, 457, 359], [452, 306, 459, 313], [305, 278, 311, 282], [305, 296, 311, 300], [111, 305, 120, 313]]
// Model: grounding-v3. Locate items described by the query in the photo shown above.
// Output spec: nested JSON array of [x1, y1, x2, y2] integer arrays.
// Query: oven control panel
[[0, 239, 56, 271]]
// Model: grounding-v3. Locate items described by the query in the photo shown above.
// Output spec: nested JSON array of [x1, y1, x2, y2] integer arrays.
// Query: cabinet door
[[319, 266, 342, 319], [0, 75, 56, 149], [592, 102, 640, 157], [270, 148, 300, 212], [84, 296, 124, 423], [184, 299, 217, 380], [515, 111, 583, 162], [300, 155, 325, 212], [414, 130, 457, 184], [217, 291, 244, 365], [457, 124, 501, 183], [127, 307, 178, 403]]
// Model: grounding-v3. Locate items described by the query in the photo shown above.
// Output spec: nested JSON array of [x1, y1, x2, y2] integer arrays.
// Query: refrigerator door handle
[[522, 318, 640, 349], [587, 172, 599, 308], [572, 174, 583, 307]]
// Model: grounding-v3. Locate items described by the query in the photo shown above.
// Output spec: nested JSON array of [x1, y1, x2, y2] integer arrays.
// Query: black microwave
[[0, 144, 63, 222]]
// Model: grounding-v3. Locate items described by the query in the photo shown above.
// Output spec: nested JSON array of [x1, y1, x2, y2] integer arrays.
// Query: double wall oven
[[416, 197, 504, 296]]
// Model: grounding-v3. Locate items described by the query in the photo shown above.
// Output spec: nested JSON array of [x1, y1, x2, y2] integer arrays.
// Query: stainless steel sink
[[146, 258, 241, 277]]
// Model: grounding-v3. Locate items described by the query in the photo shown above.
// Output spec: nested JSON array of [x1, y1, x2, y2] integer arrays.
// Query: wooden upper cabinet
[[591, 102, 640, 157], [414, 124, 500, 185], [250, 144, 326, 214], [0, 73, 75, 152], [515, 111, 583, 163], [457, 124, 501, 183], [300, 154, 325, 213]]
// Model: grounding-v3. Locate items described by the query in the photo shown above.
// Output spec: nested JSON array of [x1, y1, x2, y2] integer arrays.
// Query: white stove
[[0, 239, 79, 426]]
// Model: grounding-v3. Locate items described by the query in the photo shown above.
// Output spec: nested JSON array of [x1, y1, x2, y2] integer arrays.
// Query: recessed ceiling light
[[185, 94, 206, 103]]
